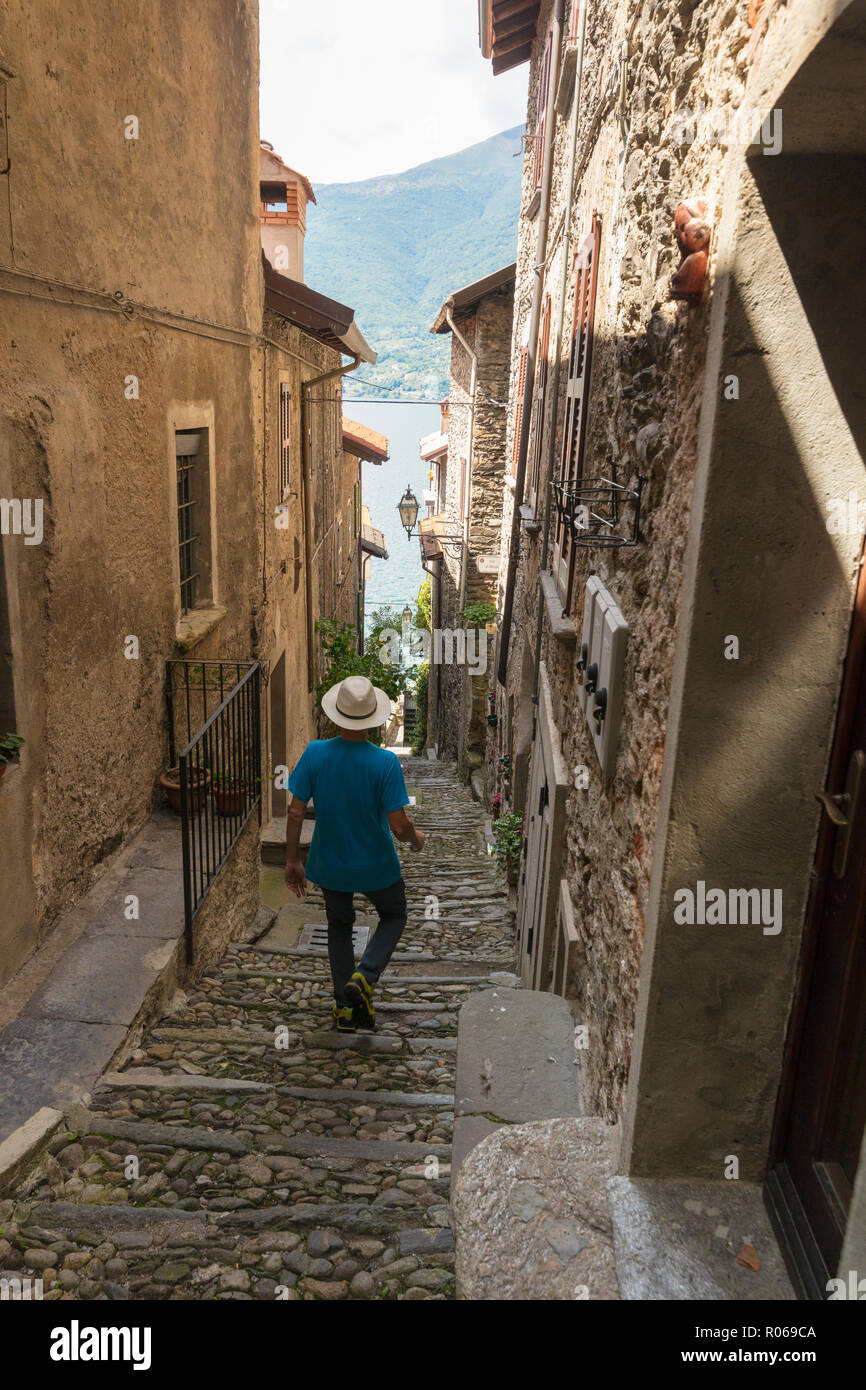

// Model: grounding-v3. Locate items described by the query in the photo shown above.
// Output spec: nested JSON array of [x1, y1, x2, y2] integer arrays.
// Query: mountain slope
[[303, 126, 524, 399]]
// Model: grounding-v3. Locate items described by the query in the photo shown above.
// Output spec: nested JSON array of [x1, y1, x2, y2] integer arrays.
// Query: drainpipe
[[445, 307, 478, 621], [497, 0, 565, 687], [301, 352, 361, 692], [533, 0, 589, 707]]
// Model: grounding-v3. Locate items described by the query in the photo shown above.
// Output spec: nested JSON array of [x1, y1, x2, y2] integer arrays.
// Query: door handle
[[815, 749, 865, 878]]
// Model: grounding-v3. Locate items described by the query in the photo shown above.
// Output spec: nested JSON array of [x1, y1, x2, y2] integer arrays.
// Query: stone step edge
[[43, 1115, 453, 1163], [95, 1071, 455, 1108], [19, 1199, 451, 1241]]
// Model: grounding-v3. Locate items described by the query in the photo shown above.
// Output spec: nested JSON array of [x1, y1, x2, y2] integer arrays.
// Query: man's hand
[[388, 806, 425, 852], [285, 858, 307, 897], [284, 796, 309, 898]]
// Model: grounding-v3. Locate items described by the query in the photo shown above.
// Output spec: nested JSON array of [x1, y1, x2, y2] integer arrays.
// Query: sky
[[259, 0, 529, 185]]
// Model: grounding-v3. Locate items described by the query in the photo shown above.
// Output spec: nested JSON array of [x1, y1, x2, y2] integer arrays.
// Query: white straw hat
[[321, 675, 392, 730]]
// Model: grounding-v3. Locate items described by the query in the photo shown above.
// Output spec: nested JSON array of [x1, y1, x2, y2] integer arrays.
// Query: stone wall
[[493, 0, 796, 1117], [436, 287, 513, 778]]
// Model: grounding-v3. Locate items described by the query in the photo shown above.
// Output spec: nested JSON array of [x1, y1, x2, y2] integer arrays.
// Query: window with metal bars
[[175, 428, 213, 617], [528, 295, 552, 512], [533, 32, 553, 192], [552, 213, 601, 608], [176, 431, 200, 616], [279, 382, 291, 498]]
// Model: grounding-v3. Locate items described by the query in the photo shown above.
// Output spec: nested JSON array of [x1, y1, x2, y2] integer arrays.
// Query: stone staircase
[[0, 758, 516, 1301]]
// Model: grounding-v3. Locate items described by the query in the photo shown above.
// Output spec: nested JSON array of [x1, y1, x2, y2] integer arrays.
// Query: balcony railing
[[165, 660, 262, 964]]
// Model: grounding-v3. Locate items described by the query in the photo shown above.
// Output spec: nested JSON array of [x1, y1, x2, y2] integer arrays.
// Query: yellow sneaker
[[344, 972, 376, 1031]]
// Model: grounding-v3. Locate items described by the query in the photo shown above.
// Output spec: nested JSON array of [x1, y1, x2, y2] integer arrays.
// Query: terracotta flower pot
[[160, 765, 210, 815], [213, 781, 250, 817]]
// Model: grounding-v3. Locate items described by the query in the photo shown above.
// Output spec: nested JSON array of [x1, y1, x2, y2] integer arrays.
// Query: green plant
[[315, 616, 415, 740], [492, 811, 523, 871], [415, 576, 431, 632], [463, 600, 496, 627], [411, 662, 429, 755], [0, 732, 24, 765]]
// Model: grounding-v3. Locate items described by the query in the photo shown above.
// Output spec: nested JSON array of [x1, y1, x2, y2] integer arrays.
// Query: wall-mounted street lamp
[[398, 485, 420, 538], [396, 483, 465, 557]]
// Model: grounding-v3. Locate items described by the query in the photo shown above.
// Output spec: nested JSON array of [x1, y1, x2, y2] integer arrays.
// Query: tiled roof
[[343, 418, 389, 463]]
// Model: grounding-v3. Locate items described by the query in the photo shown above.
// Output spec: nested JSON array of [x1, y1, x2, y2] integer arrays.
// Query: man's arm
[[387, 806, 426, 853], [285, 796, 308, 896]]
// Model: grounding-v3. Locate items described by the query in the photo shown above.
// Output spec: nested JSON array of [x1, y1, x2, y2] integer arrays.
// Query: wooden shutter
[[511, 347, 529, 477], [528, 296, 552, 511], [533, 33, 553, 191], [569, 0, 581, 41], [553, 213, 601, 605]]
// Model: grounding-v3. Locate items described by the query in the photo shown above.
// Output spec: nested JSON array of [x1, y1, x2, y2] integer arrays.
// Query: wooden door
[[768, 550, 866, 1297]]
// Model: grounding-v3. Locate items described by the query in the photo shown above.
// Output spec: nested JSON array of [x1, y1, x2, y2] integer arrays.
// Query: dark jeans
[[321, 877, 408, 1003]]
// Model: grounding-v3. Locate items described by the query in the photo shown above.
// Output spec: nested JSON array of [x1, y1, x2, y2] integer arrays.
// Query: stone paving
[[0, 759, 516, 1301]]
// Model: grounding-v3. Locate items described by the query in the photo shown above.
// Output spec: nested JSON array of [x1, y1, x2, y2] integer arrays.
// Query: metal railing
[[165, 660, 262, 963]]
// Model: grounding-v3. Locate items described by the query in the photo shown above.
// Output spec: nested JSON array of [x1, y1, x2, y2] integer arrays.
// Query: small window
[[279, 383, 291, 498], [261, 182, 288, 214], [347, 499, 353, 556], [175, 428, 213, 616], [335, 388, 342, 454]]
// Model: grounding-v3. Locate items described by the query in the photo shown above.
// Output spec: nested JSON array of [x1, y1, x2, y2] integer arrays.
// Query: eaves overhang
[[262, 253, 376, 362]]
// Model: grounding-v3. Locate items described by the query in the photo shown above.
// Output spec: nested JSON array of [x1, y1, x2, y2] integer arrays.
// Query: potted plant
[[0, 732, 24, 783], [212, 771, 250, 817], [159, 764, 210, 814], [491, 791, 502, 822], [492, 811, 523, 885]]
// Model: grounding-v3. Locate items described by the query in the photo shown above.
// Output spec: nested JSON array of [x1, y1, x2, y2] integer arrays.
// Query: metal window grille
[[529, 295, 552, 509], [553, 213, 602, 608], [175, 431, 201, 615], [279, 383, 291, 497]]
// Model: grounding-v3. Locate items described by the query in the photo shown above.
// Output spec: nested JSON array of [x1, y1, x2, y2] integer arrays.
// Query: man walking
[[284, 675, 426, 1032]]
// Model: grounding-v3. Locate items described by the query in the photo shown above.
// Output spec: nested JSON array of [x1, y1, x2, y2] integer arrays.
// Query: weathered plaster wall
[[0, 0, 262, 987]]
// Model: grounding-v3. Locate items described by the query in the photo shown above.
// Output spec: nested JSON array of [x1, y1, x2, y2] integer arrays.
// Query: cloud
[[259, 0, 529, 184]]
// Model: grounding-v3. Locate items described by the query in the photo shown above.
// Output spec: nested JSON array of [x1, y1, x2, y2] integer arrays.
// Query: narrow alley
[[0, 760, 515, 1301]]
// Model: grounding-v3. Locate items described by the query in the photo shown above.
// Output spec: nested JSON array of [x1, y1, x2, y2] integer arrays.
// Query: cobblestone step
[[2, 756, 513, 1300]]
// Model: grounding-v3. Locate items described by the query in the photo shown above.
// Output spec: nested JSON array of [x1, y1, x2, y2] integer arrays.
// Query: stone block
[[606, 1177, 796, 1300], [453, 1117, 620, 1300]]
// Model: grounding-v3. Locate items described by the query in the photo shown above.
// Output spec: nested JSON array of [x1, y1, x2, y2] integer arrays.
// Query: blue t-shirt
[[288, 738, 409, 891]]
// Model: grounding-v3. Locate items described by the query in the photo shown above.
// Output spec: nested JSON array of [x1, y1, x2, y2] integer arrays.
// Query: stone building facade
[[422, 266, 514, 778], [478, 0, 866, 1293]]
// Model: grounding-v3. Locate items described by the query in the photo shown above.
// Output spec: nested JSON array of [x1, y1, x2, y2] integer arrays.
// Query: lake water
[[347, 399, 441, 636]]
